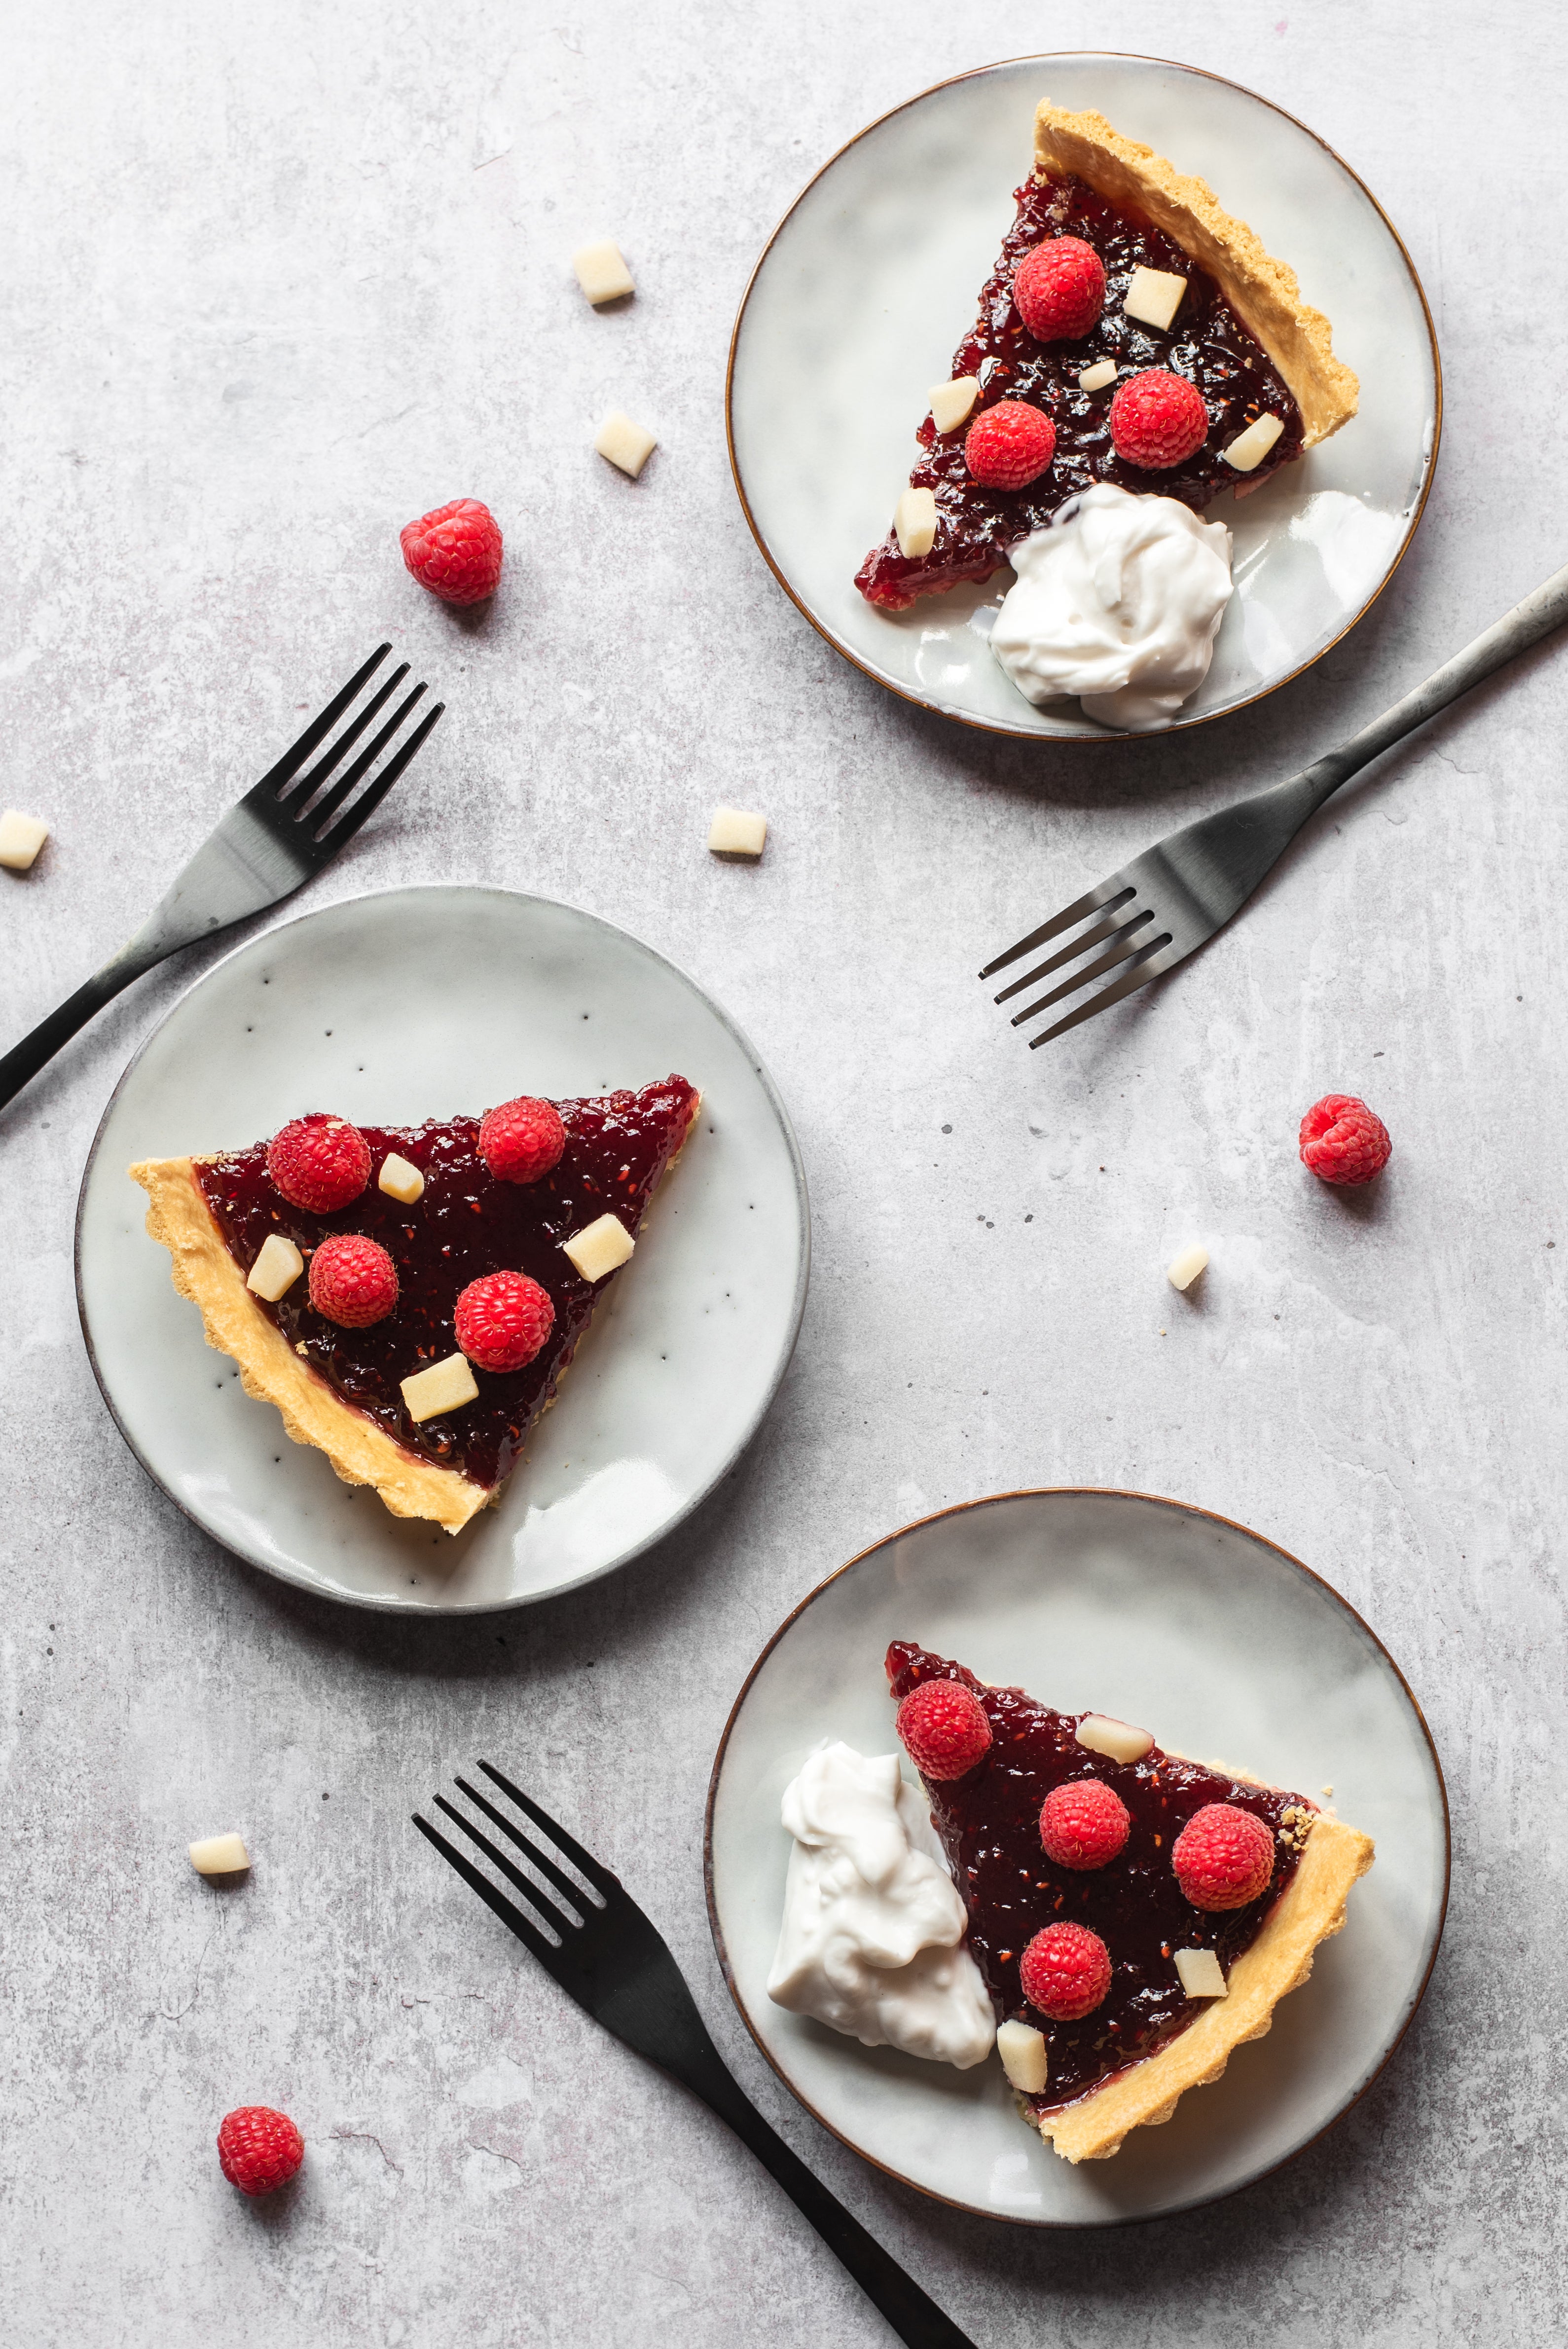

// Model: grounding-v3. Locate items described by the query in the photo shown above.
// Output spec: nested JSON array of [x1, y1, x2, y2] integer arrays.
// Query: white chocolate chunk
[[929, 376, 980, 434], [996, 2019, 1049, 2094], [1076, 1714, 1154, 1764], [246, 1234, 305, 1302], [572, 237, 635, 305], [708, 806, 767, 858], [401, 1351, 479, 1423], [594, 409, 657, 477], [893, 485, 937, 559], [1078, 359, 1118, 393], [0, 810, 49, 870], [1167, 1242, 1209, 1292], [1222, 412, 1285, 473], [378, 1153, 425, 1205], [189, 1832, 250, 1875], [564, 1212, 635, 1282], [1124, 265, 1188, 332], [1174, 1947, 1228, 1998]]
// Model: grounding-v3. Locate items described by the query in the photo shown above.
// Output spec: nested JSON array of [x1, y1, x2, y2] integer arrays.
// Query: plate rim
[[703, 1484, 1451, 2227], [73, 880, 812, 1617], [725, 50, 1444, 745]]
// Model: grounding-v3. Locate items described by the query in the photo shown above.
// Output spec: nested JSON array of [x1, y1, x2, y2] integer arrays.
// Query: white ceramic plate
[[76, 886, 809, 1614], [706, 1490, 1448, 2225], [728, 54, 1440, 740]]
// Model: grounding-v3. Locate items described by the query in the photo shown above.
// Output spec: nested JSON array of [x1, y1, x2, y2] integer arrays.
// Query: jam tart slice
[[857, 96, 1359, 611], [131, 1076, 699, 1534], [887, 1641, 1374, 2164]]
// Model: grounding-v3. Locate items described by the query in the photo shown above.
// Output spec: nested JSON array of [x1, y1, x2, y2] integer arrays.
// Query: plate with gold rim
[[705, 1489, 1448, 2225]]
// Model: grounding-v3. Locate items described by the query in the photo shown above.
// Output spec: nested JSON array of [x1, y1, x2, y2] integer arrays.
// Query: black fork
[[0, 643, 443, 1115], [415, 1763, 980, 2349]]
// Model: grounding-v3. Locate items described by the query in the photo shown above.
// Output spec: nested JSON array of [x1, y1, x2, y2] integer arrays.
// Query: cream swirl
[[766, 1742, 995, 2069], [989, 483, 1234, 731]]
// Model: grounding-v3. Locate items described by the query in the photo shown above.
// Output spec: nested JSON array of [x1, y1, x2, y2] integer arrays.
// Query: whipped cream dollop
[[766, 1742, 995, 2069], [989, 482, 1234, 731]]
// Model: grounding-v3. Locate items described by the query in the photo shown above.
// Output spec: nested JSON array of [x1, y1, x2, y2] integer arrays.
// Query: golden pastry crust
[[1033, 98, 1359, 448], [130, 1156, 491, 1532], [1026, 1812, 1375, 2163]]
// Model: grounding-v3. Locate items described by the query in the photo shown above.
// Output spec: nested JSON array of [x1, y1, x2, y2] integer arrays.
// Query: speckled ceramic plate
[[706, 1490, 1448, 2226], [728, 53, 1440, 740], [76, 886, 809, 1614]]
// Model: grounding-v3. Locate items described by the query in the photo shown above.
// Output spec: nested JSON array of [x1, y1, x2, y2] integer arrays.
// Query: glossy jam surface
[[197, 1077, 698, 1490], [886, 1642, 1310, 2111], [856, 175, 1304, 610]]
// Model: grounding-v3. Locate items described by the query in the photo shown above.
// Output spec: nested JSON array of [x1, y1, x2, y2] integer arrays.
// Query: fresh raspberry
[[1014, 237, 1107, 341], [217, 2106, 304, 2197], [267, 1114, 371, 1212], [1039, 1778, 1130, 1870], [895, 1678, 992, 1780], [1109, 369, 1209, 469], [478, 1096, 567, 1185], [1299, 1094, 1392, 1186], [454, 1269, 555, 1373], [400, 498, 504, 606], [1019, 1923, 1112, 2020], [964, 401, 1057, 491], [307, 1233, 399, 1327], [1172, 1803, 1276, 1911]]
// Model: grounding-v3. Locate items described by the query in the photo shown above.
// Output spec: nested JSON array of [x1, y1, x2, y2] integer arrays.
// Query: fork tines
[[412, 1762, 613, 1973], [979, 874, 1175, 1047], [252, 643, 445, 850]]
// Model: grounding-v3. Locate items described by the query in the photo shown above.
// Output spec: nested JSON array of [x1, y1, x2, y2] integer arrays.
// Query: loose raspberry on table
[[1109, 369, 1209, 469], [307, 1233, 399, 1327], [217, 2106, 304, 2197], [1299, 1094, 1391, 1186], [454, 1269, 555, 1373], [266, 1114, 371, 1212], [1172, 1802, 1276, 1911], [895, 1678, 993, 1780], [1039, 1778, 1130, 1871], [1019, 1922, 1112, 2021], [478, 1095, 567, 1185], [1014, 237, 1107, 341], [400, 498, 504, 606], [964, 401, 1058, 491]]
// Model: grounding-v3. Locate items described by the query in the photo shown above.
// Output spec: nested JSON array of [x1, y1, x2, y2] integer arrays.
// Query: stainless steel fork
[[415, 1763, 980, 2349], [982, 559, 1568, 1046], [0, 643, 443, 1112]]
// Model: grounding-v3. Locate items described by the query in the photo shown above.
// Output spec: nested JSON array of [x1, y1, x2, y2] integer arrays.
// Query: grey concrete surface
[[2, 2, 1564, 2341]]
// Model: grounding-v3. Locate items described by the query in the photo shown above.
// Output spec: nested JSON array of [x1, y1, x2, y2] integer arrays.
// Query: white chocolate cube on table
[[189, 1832, 250, 1875], [707, 807, 767, 859], [594, 410, 657, 478], [0, 810, 49, 870], [572, 238, 635, 305]]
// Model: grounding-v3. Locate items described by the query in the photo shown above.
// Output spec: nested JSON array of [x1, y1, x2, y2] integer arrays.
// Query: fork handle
[[1302, 555, 1568, 808], [0, 936, 166, 1115], [680, 2054, 980, 2348]]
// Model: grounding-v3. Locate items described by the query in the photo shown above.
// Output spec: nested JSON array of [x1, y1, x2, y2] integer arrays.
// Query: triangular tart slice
[[857, 97, 1358, 610], [131, 1076, 699, 1534], [888, 1641, 1373, 2163]]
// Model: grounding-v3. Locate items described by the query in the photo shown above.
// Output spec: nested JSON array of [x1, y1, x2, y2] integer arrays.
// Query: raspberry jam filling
[[197, 1077, 697, 1491], [856, 173, 1305, 611], [887, 1642, 1311, 2111]]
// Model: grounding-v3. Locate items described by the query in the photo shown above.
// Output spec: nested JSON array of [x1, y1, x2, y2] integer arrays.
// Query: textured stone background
[[3, 2, 1564, 2342]]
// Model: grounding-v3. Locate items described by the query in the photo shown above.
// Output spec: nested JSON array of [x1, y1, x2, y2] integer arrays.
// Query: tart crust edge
[[1033, 99, 1360, 448], [128, 1156, 491, 1534], [1025, 1810, 1376, 2163]]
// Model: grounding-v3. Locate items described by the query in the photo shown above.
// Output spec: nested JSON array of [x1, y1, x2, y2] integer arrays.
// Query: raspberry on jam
[[857, 173, 1304, 610], [197, 1079, 696, 1491], [885, 1641, 1309, 2111]]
